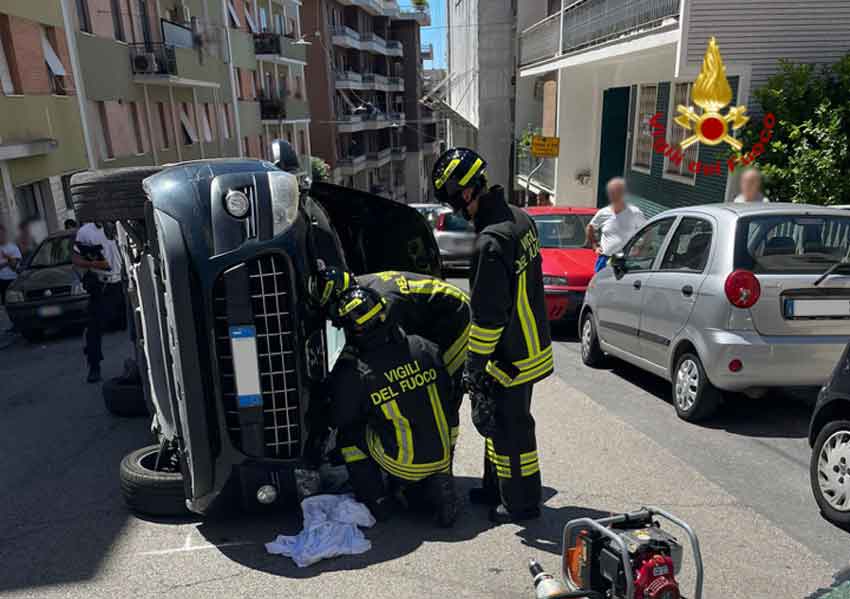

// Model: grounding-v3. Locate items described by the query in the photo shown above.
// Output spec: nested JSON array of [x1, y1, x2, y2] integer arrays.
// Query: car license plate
[[784, 298, 850, 319], [37, 305, 62, 318], [229, 325, 263, 408]]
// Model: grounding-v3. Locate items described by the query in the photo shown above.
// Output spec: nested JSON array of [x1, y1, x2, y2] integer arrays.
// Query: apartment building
[[0, 0, 312, 233], [303, 0, 431, 203], [516, 0, 850, 212], [0, 2, 87, 232]]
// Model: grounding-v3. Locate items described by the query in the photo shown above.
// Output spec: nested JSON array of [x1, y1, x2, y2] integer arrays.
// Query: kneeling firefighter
[[326, 286, 459, 526], [310, 268, 470, 450], [432, 147, 553, 524]]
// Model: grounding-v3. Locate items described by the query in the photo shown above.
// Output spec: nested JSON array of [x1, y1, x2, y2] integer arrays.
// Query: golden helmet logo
[[674, 37, 749, 150]]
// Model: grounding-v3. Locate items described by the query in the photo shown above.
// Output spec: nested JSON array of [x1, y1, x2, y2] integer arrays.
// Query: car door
[[309, 182, 442, 277], [595, 217, 675, 354], [639, 215, 714, 367]]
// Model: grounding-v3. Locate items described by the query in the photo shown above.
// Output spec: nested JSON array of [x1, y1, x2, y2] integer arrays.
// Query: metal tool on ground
[[529, 507, 703, 599]]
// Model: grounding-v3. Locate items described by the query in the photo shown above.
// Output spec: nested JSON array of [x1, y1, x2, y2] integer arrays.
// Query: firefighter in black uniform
[[432, 147, 553, 524], [310, 268, 470, 450], [327, 286, 459, 526]]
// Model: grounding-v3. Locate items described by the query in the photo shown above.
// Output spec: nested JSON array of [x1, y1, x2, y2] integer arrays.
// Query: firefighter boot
[[427, 473, 458, 528]]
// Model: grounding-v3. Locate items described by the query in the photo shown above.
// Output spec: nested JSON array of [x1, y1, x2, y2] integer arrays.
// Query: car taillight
[[435, 213, 446, 230], [724, 269, 761, 308]]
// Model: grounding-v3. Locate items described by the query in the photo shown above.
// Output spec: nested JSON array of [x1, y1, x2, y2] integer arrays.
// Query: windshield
[[531, 214, 593, 249], [734, 214, 850, 274], [29, 236, 74, 268]]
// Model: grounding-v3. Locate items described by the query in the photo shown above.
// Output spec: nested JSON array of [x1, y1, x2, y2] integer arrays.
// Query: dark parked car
[[809, 344, 850, 527], [70, 155, 441, 517], [5, 230, 89, 341]]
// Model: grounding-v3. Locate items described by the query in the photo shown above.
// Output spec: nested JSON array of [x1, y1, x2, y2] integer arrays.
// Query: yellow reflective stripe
[[366, 430, 448, 480], [516, 271, 541, 357], [513, 354, 554, 386], [515, 345, 552, 369], [446, 347, 466, 375], [342, 271, 351, 290], [321, 280, 334, 305], [434, 158, 461, 189], [470, 324, 503, 342], [450, 427, 460, 445], [355, 302, 383, 325], [458, 157, 483, 186], [469, 338, 497, 356], [339, 297, 363, 315], [521, 463, 540, 477], [443, 323, 471, 366], [381, 400, 414, 465], [486, 362, 513, 386], [429, 384, 451, 460], [520, 450, 538, 464], [406, 279, 470, 304], [341, 446, 368, 463]]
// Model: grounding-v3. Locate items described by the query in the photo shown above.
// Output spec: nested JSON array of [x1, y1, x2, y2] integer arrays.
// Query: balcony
[[366, 147, 393, 167], [335, 71, 365, 90], [332, 25, 361, 50], [285, 96, 309, 120], [421, 43, 433, 60], [338, 0, 384, 15], [337, 153, 367, 176], [387, 76, 404, 92], [519, 0, 681, 68], [399, 8, 430, 26], [129, 43, 223, 86], [259, 96, 285, 120], [360, 32, 388, 53], [387, 40, 403, 56], [254, 33, 307, 62], [516, 149, 555, 192], [391, 145, 407, 161], [337, 113, 365, 133], [362, 72, 389, 90], [129, 43, 177, 77]]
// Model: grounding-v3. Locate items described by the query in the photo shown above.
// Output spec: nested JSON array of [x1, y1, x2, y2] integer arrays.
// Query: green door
[[597, 86, 631, 207]]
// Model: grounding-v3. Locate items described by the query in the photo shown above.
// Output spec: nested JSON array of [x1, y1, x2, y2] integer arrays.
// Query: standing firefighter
[[432, 147, 553, 524], [327, 286, 458, 527], [310, 268, 470, 449]]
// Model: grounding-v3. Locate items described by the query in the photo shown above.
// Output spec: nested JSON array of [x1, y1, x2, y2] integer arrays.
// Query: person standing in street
[[586, 177, 646, 272], [0, 224, 22, 305], [733, 168, 769, 203], [432, 147, 553, 524], [72, 222, 123, 383]]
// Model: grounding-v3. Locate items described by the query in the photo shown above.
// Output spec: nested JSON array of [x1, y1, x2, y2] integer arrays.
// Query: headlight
[[5, 289, 24, 303], [543, 275, 568, 287], [224, 189, 250, 219], [268, 171, 300, 236]]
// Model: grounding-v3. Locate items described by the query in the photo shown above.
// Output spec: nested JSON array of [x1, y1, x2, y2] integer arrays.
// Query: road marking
[[139, 541, 256, 556]]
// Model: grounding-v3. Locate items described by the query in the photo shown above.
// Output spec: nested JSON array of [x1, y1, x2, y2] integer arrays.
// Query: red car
[[526, 206, 598, 321]]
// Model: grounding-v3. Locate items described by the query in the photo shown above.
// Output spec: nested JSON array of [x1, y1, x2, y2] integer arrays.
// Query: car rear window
[[734, 214, 850, 274], [530, 214, 592, 248]]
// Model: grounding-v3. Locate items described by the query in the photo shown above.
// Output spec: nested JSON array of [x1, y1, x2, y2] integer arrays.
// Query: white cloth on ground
[[265, 494, 375, 567]]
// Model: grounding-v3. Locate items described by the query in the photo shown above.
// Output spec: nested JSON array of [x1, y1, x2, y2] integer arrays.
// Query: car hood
[[11, 264, 78, 290], [540, 247, 596, 287]]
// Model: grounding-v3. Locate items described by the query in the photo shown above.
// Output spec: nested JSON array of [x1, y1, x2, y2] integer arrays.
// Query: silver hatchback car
[[580, 203, 850, 421]]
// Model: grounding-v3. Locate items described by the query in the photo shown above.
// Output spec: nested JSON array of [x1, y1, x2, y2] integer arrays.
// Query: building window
[[110, 0, 125, 41], [96, 101, 114, 160], [42, 28, 67, 95], [244, 2, 258, 33], [129, 102, 144, 153], [294, 74, 302, 99], [76, 0, 92, 32], [227, 0, 241, 28], [275, 14, 284, 34], [259, 134, 266, 159], [242, 136, 249, 156], [285, 17, 296, 38], [0, 28, 15, 95], [665, 81, 699, 181], [280, 71, 288, 97], [250, 70, 258, 99], [201, 103, 214, 142], [179, 103, 198, 145], [221, 103, 232, 139], [632, 84, 657, 172]]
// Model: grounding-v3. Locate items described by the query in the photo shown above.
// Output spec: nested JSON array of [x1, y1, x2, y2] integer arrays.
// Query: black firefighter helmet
[[331, 286, 388, 336], [431, 147, 488, 215], [308, 266, 355, 308]]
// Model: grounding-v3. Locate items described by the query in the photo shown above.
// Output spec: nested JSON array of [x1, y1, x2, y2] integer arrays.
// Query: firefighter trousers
[[480, 383, 541, 513]]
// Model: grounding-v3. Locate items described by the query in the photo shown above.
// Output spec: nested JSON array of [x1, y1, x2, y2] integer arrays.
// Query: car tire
[[119, 445, 188, 517], [672, 352, 720, 422], [810, 420, 850, 528], [103, 377, 148, 417], [70, 167, 161, 223], [579, 312, 606, 367]]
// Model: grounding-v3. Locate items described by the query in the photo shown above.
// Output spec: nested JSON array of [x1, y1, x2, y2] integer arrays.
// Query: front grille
[[26, 286, 72, 300], [213, 254, 301, 459]]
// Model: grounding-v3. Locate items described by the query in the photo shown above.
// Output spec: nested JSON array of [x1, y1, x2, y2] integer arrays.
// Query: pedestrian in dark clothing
[[432, 147, 553, 524]]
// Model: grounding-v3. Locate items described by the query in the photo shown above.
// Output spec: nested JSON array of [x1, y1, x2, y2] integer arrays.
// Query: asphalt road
[[1, 288, 849, 598]]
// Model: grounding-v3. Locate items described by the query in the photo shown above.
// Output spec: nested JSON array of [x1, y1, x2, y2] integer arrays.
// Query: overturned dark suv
[[70, 154, 440, 516]]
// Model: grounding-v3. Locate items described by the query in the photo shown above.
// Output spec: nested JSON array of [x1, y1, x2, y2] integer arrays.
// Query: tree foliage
[[311, 156, 331, 182], [739, 53, 850, 205]]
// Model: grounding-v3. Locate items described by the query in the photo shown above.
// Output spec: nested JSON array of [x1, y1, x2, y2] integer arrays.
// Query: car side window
[[623, 218, 674, 272], [660, 217, 713, 272]]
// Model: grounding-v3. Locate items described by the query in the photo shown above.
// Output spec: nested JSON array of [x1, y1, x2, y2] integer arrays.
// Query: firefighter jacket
[[466, 186, 553, 387], [359, 271, 470, 375], [329, 333, 455, 481]]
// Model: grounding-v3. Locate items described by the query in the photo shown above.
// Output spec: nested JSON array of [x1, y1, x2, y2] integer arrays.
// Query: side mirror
[[610, 252, 627, 278]]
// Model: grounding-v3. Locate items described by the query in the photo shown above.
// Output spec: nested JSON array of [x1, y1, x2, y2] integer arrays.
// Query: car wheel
[[580, 313, 606, 367], [103, 377, 148, 417], [70, 166, 161, 223], [672, 352, 720, 422], [119, 445, 188, 517], [811, 421, 850, 527]]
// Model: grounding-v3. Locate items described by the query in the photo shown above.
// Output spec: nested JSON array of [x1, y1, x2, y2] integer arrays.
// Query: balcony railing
[[129, 43, 177, 76], [259, 96, 285, 120], [361, 32, 387, 50], [387, 76, 404, 90], [336, 71, 363, 83], [516, 150, 555, 192], [387, 40, 403, 54], [519, 0, 681, 67], [391, 145, 407, 160], [338, 153, 367, 169], [254, 32, 280, 55]]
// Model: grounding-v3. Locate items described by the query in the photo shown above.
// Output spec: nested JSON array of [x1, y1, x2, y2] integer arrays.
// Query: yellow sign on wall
[[531, 135, 560, 158]]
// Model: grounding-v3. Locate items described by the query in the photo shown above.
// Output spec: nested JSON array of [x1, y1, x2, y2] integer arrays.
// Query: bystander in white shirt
[[74, 223, 122, 283], [733, 193, 769, 203], [0, 242, 21, 280], [588, 204, 647, 256]]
